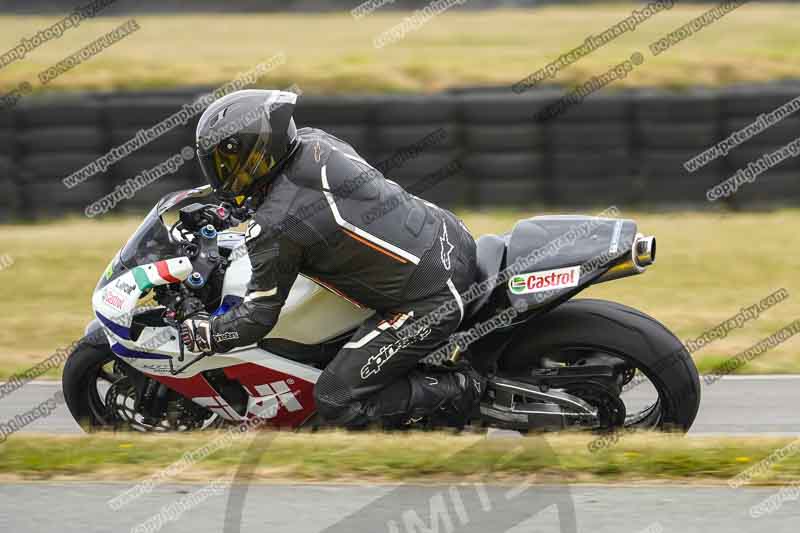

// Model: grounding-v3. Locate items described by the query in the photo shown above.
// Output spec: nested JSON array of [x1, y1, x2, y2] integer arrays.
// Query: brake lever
[[168, 351, 210, 376], [162, 302, 216, 375], [163, 313, 210, 375]]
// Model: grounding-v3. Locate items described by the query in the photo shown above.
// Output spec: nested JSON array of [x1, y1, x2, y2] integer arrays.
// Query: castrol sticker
[[103, 288, 126, 310], [509, 266, 581, 295]]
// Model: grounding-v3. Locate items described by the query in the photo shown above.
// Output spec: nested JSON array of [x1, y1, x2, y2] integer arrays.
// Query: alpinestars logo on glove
[[214, 331, 239, 343]]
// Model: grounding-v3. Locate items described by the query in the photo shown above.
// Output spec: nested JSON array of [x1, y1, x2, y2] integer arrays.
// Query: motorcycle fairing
[[224, 362, 317, 427], [91, 255, 322, 425], [93, 257, 193, 344], [136, 347, 320, 425], [91, 244, 350, 426], [503, 216, 638, 309]]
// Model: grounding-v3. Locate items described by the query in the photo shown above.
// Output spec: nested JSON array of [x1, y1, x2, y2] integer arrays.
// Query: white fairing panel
[[222, 243, 374, 344]]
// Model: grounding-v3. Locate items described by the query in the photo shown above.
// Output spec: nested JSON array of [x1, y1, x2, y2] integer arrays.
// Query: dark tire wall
[[2, 82, 800, 219], [498, 298, 701, 431], [61, 332, 114, 432]]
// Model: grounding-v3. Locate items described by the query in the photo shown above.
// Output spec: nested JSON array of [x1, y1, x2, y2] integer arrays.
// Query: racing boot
[[404, 364, 486, 428], [313, 364, 486, 430]]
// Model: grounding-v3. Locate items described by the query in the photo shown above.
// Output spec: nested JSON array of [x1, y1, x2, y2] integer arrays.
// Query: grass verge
[[1, 432, 799, 485], [1, 4, 799, 93]]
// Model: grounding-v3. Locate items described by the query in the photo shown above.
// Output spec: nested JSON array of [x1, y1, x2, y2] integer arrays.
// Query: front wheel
[[496, 299, 701, 432], [62, 333, 224, 432]]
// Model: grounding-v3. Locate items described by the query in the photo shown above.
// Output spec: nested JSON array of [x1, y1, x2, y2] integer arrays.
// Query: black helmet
[[196, 89, 298, 204]]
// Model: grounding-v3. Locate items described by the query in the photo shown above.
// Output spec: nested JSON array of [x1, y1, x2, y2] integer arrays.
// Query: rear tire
[[498, 299, 701, 431]]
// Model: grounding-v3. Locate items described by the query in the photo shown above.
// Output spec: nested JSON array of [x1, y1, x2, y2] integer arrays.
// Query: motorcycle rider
[[180, 89, 483, 428]]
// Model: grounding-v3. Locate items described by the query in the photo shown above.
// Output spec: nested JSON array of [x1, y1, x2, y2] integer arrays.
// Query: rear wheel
[[62, 333, 224, 432], [496, 299, 700, 432]]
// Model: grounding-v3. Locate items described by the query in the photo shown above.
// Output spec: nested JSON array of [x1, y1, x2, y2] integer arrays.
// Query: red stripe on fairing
[[156, 260, 180, 283], [223, 362, 316, 428]]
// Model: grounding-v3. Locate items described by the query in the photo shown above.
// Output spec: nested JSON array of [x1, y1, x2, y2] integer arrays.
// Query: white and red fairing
[[153, 362, 317, 428], [92, 235, 373, 428]]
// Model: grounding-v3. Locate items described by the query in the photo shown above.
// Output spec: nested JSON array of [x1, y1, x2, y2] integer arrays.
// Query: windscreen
[[118, 205, 178, 269], [95, 187, 215, 291]]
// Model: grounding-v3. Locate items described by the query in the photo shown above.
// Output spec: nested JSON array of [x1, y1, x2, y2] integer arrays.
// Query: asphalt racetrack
[[2, 376, 799, 532], [3, 375, 799, 436], [0, 483, 797, 532]]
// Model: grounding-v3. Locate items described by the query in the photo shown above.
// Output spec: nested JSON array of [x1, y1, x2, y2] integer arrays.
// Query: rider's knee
[[313, 370, 355, 422]]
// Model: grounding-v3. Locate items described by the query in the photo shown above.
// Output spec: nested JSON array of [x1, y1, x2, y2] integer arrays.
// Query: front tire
[[62, 332, 116, 432], [498, 299, 700, 431], [62, 332, 224, 433]]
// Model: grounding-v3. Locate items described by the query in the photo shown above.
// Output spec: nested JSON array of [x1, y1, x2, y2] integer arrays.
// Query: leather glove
[[180, 312, 214, 354]]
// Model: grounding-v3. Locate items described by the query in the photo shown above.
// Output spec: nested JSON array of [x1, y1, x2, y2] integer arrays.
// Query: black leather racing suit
[[210, 128, 478, 426]]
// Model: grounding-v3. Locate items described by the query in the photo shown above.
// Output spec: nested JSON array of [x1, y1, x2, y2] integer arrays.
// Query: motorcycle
[[63, 185, 700, 433]]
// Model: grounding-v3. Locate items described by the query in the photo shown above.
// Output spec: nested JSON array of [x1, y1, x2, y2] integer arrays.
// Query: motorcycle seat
[[464, 234, 506, 320]]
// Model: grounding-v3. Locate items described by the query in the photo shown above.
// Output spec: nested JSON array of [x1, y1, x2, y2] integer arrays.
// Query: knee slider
[[313, 370, 355, 421]]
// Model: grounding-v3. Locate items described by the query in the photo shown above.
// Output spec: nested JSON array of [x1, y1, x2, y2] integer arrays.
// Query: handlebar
[[177, 202, 253, 233], [168, 201, 253, 251]]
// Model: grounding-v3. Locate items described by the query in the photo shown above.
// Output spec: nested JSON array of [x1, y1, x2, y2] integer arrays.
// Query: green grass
[[2, 432, 799, 484], [1, 209, 799, 378], [0, 4, 799, 94]]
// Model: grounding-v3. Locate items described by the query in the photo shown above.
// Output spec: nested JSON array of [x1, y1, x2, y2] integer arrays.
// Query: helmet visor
[[197, 109, 274, 198]]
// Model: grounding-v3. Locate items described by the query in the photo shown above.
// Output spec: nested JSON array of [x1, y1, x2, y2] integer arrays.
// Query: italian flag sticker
[[132, 261, 182, 291]]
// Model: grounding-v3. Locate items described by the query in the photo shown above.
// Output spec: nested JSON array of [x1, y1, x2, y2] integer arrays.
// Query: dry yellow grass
[[0, 4, 798, 94]]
